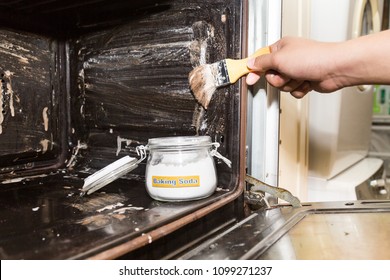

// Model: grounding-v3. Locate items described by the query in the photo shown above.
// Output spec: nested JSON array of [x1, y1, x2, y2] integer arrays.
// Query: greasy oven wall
[[0, 0, 243, 189], [68, 1, 242, 186], [0, 0, 246, 259]]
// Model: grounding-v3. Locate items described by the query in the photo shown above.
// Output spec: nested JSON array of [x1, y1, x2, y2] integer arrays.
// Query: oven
[[1, 0, 390, 260]]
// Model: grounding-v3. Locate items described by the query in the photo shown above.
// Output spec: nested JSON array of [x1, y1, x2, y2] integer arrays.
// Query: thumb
[[247, 53, 274, 73]]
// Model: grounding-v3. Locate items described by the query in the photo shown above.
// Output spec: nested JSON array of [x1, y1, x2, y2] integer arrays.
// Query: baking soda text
[[152, 176, 200, 188]]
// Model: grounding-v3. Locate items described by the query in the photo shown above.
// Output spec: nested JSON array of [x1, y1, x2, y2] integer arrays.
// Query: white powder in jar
[[145, 152, 217, 201]]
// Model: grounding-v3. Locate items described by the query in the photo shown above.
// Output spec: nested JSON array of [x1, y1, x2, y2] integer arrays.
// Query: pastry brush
[[188, 46, 271, 109]]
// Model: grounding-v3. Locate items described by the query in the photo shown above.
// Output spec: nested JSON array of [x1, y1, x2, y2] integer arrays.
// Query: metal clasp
[[136, 145, 148, 164], [210, 142, 232, 168]]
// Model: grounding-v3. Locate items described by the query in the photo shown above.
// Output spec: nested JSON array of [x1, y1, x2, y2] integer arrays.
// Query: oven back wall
[[0, 0, 243, 190], [70, 0, 243, 188]]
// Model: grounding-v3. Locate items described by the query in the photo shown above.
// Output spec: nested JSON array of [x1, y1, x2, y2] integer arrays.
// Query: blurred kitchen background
[[246, 0, 390, 203]]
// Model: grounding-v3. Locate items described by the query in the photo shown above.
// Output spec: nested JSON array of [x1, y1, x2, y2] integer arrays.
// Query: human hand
[[246, 37, 345, 98]]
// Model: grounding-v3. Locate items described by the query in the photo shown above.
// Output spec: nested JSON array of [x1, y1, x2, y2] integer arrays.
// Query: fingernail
[[247, 58, 255, 69]]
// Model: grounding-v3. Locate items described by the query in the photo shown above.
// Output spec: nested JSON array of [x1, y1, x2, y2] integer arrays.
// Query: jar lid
[[147, 136, 212, 150]]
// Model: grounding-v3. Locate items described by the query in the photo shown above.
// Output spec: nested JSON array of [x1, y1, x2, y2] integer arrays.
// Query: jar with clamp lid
[[141, 136, 231, 201]]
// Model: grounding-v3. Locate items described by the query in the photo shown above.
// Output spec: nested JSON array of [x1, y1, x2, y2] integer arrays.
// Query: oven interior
[[0, 0, 245, 259]]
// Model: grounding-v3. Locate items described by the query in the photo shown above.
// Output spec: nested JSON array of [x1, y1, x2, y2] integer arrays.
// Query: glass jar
[[145, 136, 218, 201]]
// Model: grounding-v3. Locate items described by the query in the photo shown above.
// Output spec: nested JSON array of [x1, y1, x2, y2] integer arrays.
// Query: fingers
[[247, 53, 274, 73], [265, 71, 290, 88], [261, 71, 312, 98], [246, 71, 312, 98], [268, 74, 312, 98], [246, 52, 278, 86], [290, 81, 312, 98], [246, 45, 312, 98], [246, 72, 261, 85]]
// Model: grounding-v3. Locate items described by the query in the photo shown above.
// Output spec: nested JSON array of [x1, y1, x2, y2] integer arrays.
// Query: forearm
[[336, 29, 390, 87]]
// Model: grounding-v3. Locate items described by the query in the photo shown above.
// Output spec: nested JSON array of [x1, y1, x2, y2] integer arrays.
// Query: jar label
[[152, 176, 200, 188]]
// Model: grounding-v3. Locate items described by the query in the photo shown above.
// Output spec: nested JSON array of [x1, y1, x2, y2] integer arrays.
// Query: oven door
[[177, 200, 390, 260]]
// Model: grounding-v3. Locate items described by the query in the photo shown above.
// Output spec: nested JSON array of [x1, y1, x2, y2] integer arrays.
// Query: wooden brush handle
[[249, 46, 271, 59], [225, 46, 271, 84]]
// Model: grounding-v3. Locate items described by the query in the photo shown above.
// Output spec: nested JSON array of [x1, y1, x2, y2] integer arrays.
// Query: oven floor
[[0, 172, 229, 259]]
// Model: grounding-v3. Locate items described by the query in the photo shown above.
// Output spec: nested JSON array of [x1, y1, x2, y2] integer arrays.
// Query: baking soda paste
[[144, 136, 222, 201]]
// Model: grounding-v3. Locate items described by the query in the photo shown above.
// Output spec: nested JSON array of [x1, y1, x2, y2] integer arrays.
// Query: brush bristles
[[188, 64, 217, 109]]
